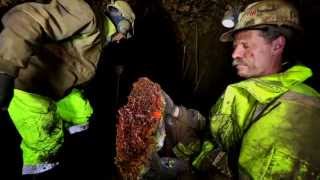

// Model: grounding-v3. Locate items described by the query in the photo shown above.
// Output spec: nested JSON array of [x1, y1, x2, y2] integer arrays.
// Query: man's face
[[232, 30, 282, 78]]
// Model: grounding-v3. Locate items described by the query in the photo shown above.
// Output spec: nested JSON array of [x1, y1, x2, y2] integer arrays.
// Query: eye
[[233, 42, 249, 50], [242, 42, 249, 49]]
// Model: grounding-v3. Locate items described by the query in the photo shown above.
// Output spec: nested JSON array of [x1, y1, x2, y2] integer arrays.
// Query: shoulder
[[56, 0, 95, 20], [223, 81, 252, 98], [282, 84, 320, 108], [290, 83, 320, 97], [3, 0, 95, 22], [1, 0, 99, 40]]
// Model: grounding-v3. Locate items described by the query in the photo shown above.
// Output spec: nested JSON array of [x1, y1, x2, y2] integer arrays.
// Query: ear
[[272, 36, 286, 54]]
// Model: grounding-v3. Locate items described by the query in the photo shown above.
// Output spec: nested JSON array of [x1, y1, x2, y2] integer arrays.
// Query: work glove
[[162, 90, 206, 130], [144, 153, 190, 180], [0, 73, 14, 111], [161, 90, 179, 119]]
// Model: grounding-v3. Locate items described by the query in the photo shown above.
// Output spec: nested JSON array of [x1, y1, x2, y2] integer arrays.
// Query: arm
[[143, 91, 206, 178], [160, 95, 230, 176], [192, 85, 256, 177], [162, 91, 206, 160], [190, 96, 234, 178]]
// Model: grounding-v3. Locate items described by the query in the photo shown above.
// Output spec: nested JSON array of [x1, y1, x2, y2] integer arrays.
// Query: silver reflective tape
[[22, 162, 59, 175], [68, 123, 89, 134]]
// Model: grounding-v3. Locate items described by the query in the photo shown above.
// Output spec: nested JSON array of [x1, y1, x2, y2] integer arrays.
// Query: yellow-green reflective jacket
[[207, 65, 320, 179]]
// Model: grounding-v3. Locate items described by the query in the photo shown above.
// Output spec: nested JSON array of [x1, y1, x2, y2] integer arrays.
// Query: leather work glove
[[162, 90, 206, 130], [161, 90, 179, 119], [0, 73, 14, 111], [144, 153, 190, 180]]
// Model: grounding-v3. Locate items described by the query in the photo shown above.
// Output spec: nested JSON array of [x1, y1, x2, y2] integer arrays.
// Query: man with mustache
[[156, 0, 320, 179]]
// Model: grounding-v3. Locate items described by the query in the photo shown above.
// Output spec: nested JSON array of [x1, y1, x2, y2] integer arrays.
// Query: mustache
[[232, 59, 247, 67]]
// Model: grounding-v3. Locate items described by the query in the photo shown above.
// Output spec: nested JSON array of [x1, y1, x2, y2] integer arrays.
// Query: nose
[[232, 45, 244, 60]]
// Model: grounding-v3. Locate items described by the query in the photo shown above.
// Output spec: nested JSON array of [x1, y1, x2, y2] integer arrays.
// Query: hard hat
[[107, 0, 135, 27], [220, 0, 301, 42]]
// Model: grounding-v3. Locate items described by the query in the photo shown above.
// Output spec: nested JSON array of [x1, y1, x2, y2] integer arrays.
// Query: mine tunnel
[[1, 0, 320, 179]]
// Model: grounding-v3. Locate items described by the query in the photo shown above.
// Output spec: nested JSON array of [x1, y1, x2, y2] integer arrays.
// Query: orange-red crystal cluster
[[115, 77, 164, 179]]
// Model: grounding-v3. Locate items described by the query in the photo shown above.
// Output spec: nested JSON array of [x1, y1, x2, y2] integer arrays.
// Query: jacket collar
[[234, 65, 312, 103]]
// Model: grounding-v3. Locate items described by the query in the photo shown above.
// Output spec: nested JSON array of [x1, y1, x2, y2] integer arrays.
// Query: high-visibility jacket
[[195, 65, 320, 179]]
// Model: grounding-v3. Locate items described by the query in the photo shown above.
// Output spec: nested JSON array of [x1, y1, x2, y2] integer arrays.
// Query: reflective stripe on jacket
[[204, 65, 320, 178]]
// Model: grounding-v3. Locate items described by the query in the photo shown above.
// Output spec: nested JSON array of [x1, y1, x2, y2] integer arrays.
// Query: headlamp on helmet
[[221, 4, 242, 29]]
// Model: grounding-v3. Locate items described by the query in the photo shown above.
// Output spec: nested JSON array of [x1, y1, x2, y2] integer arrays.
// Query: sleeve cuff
[[0, 61, 19, 77]]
